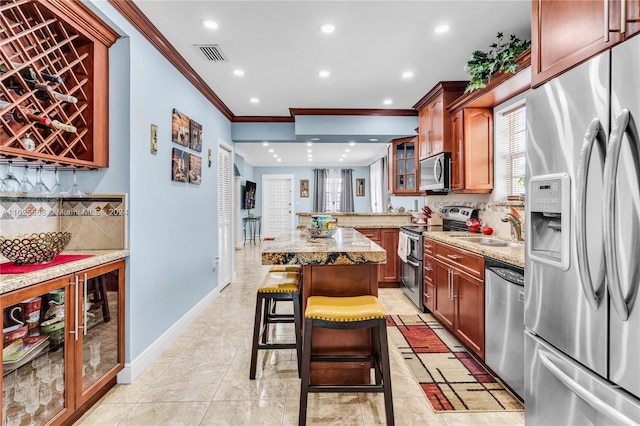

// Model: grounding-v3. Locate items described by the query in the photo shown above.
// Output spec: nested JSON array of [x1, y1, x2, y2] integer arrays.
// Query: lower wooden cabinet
[[358, 228, 400, 286], [1, 259, 125, 425], [426, 238, 485, 359]]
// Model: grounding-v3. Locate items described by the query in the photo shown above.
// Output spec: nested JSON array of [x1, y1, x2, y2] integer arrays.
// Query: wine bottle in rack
[[13, 107, 52, 126], [51, 120, 77, 133], [11, 62, 64, 84]]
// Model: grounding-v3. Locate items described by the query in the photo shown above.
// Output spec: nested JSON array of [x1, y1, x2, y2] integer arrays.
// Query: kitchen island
[[262, 227, 386, 384]]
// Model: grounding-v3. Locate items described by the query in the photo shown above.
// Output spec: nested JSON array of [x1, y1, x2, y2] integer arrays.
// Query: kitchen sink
[[455, 236, 524, 248]]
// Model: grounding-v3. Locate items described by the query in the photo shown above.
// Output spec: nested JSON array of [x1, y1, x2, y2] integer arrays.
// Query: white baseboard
[[117, 287, 220, 384]]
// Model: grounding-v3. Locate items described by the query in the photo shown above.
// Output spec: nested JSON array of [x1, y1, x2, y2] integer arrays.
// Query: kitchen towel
[[0, 254, 94, 274], [397, 232, 409, 263]]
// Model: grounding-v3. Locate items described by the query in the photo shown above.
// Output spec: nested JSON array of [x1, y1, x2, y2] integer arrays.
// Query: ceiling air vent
[[195, 44, 228, 62]]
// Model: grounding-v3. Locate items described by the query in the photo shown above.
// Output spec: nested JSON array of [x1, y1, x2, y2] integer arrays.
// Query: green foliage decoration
[[464, 32, 531, 93]]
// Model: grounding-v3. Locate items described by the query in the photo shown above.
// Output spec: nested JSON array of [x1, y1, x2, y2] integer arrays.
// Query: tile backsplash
[[0, 194, 127, 261]]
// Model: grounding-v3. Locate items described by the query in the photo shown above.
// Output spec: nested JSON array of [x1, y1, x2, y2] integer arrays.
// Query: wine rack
[[0, 0, 119, 168]]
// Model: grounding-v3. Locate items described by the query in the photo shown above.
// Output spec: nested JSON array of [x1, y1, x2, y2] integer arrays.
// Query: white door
[[261, 174, 294, 238], [218, 142, 233, 289]]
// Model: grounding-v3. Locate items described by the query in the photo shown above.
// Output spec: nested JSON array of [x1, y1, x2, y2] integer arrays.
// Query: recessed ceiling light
[[273, 154, 278, 158], [383, 99, 393, 105], [268, 149, 274, 153], [369, 138, 378, 142], [319, 24, 335, 34], [250, 97, 259, 103], [318, 70, 330, 78], [311, 138, 320, 141], [201, 19, 218, 30], [402, 71, 414, 79], [307, 154, 313, 157], [349, 141, 356, 146], [233, 69, 245, 76], [339, 158, 344, 162], [277, 158, 282, 162], [342, 154, 347, 158], [262, 141, 269, 146], [308, 158, 313, 162], [306, 142, 313, 146], [307, 149, 312, 153], [435, 24, 450, 34], [345, 149, 351, 152]]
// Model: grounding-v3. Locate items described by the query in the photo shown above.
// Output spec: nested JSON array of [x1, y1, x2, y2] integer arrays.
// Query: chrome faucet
[[501, 213, 523, 241]]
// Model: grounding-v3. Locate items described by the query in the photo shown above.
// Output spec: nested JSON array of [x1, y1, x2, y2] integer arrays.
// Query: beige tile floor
[[76, 244, 525, 425]]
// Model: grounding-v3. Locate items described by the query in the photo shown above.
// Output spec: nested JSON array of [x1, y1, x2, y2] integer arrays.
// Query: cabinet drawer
[[424, 238, 435, 256], [423, 282, 435, 312], [358, 228, 381, 241], [434, 241, 484, 279], [424, 255, 435, 283]]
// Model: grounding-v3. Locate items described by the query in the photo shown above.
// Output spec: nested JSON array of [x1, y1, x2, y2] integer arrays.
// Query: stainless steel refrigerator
[[525, 34, 640, 424]]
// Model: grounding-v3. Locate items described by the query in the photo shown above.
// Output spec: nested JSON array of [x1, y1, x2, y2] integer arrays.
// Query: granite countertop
[[424, 231, 524, 268], [0, 249, 130, 294], [297, 224, 403, 229], [262, 228, 386, 265], [296, 212, 412, 216]]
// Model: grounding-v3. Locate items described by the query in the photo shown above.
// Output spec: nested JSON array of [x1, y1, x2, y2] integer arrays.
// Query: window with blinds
[[504, 104, 527, 196]]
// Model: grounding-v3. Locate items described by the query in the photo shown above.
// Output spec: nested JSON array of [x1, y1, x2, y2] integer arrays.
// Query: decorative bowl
[[0, 232, 72, 265], [305, 226, 337, 238], [40, 318, 65, 334]]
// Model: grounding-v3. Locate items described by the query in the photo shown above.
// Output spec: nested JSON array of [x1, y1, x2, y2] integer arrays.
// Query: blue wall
[[87, 1, 231, 366]]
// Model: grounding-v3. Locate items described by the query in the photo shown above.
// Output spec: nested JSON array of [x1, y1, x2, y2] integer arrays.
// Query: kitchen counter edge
[[0, 250, 130, 294], [424, 231, 524, 269]]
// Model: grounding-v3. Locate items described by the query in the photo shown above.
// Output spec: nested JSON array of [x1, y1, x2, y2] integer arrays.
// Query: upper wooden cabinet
[[450, 108, 493, 194], [0, 0, 119, 168], [532, 0, 640, 87], [414, 82, 467, 160], [389, 136, 421, 195]]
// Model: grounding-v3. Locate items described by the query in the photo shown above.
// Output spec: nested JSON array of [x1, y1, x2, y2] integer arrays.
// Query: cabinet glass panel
[[407, 161, 415, 173], [406, 143, 415, 158], [396, 175, 405, 189], [3, 287, 67, 425], [396, 160, 405, 174], [396, 147, 405, 158], [407, 174, 415, 189], [81, 268, 119, 392]]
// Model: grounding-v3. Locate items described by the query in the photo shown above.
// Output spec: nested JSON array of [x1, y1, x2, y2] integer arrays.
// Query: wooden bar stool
[[298, 295, 394, 426], [87, 276, 110, 322], [250, 271, 303, 380]]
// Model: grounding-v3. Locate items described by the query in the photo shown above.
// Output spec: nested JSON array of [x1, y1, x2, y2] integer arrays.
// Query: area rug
[[386, 313, 524, 413]]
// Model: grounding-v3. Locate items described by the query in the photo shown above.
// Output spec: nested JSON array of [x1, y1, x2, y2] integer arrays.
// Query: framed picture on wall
[[188, 154, 202, 185], [300, 179, 309, 198], [189, 119, 203, 152], [356, 178, 365, 196], [171, 148, 188, 182], [171, 108, 190, 147]]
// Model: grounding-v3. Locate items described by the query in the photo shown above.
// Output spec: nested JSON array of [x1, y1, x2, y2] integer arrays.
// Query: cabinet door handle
[[451, 270, 457, 299], [448, 269, 452, 299], [71, 275, 79, 341], [425, 244, 432, 250], [425, 266, 432, 272], [621, 0, 626, 35], [83, 273, 88, 336], [447, 254, 462, 260], [605, 0, 610, 41]]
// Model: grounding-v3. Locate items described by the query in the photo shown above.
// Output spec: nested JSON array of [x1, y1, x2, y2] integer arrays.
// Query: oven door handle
[[406, 258, 420, 268]]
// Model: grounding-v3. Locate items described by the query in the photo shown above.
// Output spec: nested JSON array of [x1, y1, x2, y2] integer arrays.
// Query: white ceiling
[[132, 0, 532, 166]]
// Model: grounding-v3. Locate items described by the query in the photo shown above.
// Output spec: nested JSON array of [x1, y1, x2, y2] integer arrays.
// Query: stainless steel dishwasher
[[484, 257, 525, 400]]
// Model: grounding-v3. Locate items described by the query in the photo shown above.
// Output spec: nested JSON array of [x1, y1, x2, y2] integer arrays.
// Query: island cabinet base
[[302, 264, 379, 385]]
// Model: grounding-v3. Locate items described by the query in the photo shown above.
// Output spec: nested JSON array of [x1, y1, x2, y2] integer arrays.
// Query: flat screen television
[[244, 180, 256, 210]]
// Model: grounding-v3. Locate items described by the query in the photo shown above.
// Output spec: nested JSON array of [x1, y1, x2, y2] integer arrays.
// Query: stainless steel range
[[399, 206, 478, 312]]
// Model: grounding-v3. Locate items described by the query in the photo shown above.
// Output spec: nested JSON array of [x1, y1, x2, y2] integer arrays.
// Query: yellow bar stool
[[298, 295, 394, 426], [249, 271, 303, 379]]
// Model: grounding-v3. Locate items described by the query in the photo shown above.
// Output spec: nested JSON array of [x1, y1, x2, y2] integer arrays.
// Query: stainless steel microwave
[[419, 152, 451, 192]]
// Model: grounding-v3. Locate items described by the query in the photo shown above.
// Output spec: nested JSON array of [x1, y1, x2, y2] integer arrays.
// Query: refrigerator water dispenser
[[528, 173, 571, 270]]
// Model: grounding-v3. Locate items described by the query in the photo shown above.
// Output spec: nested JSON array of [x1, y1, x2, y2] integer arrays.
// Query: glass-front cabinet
[[1, 260, 124, 425], [390, 136, 421, 195]]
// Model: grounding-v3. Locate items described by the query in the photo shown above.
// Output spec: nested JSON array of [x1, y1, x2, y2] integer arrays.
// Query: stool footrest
[[308, 384, 385, 393], [266, 315, 295, 323], [258, 343, 297, 350], [310, 355, 375, 363]]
